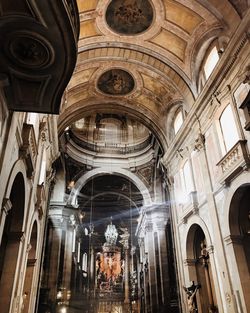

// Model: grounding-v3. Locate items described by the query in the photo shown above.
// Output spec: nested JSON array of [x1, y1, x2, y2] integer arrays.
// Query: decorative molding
[[0, 0, 79, 114], [206, 245, 214, 254], [224, 235, 243, 245], [27, 258, 37, 267], [2, 198, 12, 215], [145, 222, 153, 233], [193, 133, 206, 152], [184, 258, 196, 266]]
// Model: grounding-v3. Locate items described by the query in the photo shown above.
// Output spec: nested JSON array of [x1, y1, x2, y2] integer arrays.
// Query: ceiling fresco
[[97, 69, 135, 95], [105, 0, 154, 35], [59, 0, 244, 142]]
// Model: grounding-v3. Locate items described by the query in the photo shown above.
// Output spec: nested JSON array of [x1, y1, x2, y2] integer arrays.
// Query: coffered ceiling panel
[[80, 19, 101, 39], [67, 68, 97, 89], [164, 0, 204, 35], [149, 29, 187, 61]]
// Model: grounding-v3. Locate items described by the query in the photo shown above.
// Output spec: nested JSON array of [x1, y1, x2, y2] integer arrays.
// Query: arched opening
[[228, 185, 250, 309], [0, 172, 25, 312], [22, 221, 38, 313], [186, 224, 217, 313]]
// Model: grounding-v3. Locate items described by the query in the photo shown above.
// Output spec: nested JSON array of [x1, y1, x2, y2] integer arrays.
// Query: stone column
[[90, 246, 95, 291], [62, 223, 74, 303], [47, 217, 63, 302], [145, 221, 157, 312], [224, 235, 249, 312], [120, 230, 130, 306], [155, 220, 170, 307], [124, 246, 130, 305]]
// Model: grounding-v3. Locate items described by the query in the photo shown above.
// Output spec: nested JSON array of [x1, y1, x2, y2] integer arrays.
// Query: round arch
[[58, 100, 168, 151], [68, 167, 152, 207], [184, 216, 213, 261], [185, 220, 218, 313], [4, 159, 28, 219], [222, 175, 250, 311], [0, 161, 27, 313], [222, 171, 250, 237]]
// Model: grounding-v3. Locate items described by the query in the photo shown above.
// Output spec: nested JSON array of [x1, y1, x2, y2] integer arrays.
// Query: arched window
[[204, 46, 219, 79], [219, 104, 239, 152], [174, 110, 184, 134], [198, 43, 220, 91]]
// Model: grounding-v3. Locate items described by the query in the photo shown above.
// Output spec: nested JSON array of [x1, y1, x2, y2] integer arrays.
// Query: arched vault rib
[[75, 46, 196, 103]]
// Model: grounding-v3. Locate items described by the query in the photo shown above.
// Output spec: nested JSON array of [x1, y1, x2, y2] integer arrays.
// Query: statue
[[183, 281, 201, 313]]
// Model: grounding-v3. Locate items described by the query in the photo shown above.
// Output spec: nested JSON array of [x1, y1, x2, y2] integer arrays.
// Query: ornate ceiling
[[58, 0, 246, 149]]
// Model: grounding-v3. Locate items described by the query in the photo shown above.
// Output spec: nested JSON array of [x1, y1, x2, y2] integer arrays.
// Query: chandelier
[[105, 219, 118, 246]]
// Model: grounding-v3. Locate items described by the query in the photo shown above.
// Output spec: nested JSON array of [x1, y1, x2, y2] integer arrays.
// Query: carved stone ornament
[[106, 0, 154, 35], [6, 33, 54, 69], [0, 0, 79, 114], [97, 69, 135, 95]]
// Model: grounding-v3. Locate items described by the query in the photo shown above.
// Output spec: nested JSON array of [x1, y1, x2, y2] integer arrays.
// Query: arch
[[222, 171, 250, 237], [3, 159, 28, 210], [185, 219, 212, 261], [68, 167, 152, 207], [58, 100, 168, 151], [185, 222, 218, 313], [163, 100, 187, 142], [191, 29, 229, 90], [225, 182, 250, 311], [0, 171, 26, 313]]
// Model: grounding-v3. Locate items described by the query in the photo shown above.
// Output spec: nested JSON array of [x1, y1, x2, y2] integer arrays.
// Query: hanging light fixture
[[104, 217, 118, 246]]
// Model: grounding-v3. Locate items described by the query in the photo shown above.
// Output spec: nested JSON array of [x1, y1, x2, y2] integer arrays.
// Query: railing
[[68, 131, 154, 155], [216, 140, 250, 184]]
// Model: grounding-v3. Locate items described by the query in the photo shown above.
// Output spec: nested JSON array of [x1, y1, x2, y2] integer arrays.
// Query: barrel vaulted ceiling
[[58, 0, 246, 146]]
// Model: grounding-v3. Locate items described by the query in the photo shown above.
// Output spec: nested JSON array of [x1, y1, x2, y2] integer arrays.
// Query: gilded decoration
[[97, 69, 135, 95], [105, 0, 154, 35]]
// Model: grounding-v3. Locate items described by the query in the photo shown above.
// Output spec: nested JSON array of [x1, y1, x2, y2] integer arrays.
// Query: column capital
[[154, 221, 167, 231], [27, 258, 37, 267], [224, 234, 243, 245], [184, 258, 196, 266], [145, 222, 154, 233], [2, 198, 12, 215], [138, 237, 145, 247]]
